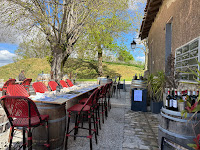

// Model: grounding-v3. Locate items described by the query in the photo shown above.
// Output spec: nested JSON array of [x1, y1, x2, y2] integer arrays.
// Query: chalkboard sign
[[175, 37, 200, 82]]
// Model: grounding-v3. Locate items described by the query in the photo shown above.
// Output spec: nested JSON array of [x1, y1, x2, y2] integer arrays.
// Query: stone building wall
[[147, 0, 200, 75]]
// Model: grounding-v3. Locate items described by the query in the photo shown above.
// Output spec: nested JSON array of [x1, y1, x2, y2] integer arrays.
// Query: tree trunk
[[98, 51, 103, 77], [50, 46, 70, 82], [144, 52, 148, 70], [51, 52, 64, 82]]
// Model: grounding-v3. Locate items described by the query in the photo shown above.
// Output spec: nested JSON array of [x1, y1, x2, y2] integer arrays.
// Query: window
[[175, 37, 200, 82]]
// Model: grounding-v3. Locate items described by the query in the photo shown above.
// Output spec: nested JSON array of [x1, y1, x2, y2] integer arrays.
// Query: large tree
[[0, 0, 130, 80], [74, 7, 131, 76], [15, 31, 51, 60]]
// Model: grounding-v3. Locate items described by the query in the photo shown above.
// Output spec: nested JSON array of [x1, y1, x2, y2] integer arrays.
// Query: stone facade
[[147, 0, 200, 74]]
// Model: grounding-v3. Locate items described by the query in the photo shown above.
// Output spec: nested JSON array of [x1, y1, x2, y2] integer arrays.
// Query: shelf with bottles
[[164, 88, 199, 112]]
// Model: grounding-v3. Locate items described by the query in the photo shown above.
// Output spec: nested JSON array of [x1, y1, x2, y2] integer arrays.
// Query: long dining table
[[30, 84, 100, 150]]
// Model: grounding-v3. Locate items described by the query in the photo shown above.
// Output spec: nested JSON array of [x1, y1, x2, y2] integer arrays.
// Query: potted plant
[[147, 71, 166, 113]]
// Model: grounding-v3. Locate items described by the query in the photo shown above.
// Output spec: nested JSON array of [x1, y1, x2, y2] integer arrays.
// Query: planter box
[[150, 101, 163, 114]]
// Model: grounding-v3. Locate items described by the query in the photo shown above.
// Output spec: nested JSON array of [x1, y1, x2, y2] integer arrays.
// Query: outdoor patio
[[0, 83, 159, 150]]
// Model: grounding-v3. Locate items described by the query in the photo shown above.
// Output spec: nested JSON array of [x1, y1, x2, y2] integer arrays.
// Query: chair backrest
[[22, 78, 32, 87], [0, 96, 41, 126], [2, 79, 16, 91], [32, 82, 48, 93], [93, 88, 100, 104], [48, 81, 58, 91], [82, 88, 99, 108], [100, 84, 108, 96], [66, 79, 74, 87], [7, 84, 29, 97], [60, 80, 69, 88]]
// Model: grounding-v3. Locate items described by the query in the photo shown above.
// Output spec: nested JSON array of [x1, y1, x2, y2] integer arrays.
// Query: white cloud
[[0, 50, 16, 67], [136, 56, 145, 62], [128, 0, 146, 11]]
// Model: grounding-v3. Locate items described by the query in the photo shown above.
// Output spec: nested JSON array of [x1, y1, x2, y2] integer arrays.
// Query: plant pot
[[150, 101, 163, 114]]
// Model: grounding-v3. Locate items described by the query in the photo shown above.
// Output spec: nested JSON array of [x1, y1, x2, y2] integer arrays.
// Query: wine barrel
[[97, 77, 107, 85], [158, 107, 200, 149], [37, 74, 50, 86], [99, 78, 112, 85], [32, 103, 66, 150], [0, 107, 10, 133], [131, 79, 147, 89], [130, 79, 147, 98]]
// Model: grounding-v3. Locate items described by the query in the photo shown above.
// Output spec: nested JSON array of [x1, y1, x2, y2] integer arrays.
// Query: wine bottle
[[196, 89, 199, 103], [182, 90, 187, 102], [173, 89, 178, 111], [187, 89, 192, 105], [166, 89, 170, 109], [169, 88, 174, 110], [134, 73, 137, 80], [191, 89, 196, 106]]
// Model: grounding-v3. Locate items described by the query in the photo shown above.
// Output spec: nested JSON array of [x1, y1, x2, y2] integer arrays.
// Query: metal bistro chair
[[66, 79, 74, 87], [106, 82, 113, 112], [21, 78, 32, 95], [0, 79, 16, 95], [65, 89, 99, 150], [32, 82, 49, 93], [48, 81, 58, 91], [0, 96, 50, 150], [60, 80, 69, 88], [98, 84, 110, 124], [79, 88, 101, 134], [7, 84, 29, 97]]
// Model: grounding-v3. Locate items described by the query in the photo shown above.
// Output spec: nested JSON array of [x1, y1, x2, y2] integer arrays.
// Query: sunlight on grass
[[0, 58, 144, 82]]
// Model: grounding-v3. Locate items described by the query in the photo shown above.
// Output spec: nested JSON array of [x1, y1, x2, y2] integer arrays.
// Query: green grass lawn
[[0, 58, 144, 82]]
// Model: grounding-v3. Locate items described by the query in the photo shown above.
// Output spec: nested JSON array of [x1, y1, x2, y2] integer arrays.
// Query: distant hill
[[0, 58, 144, 81], [0, 58, 51, 82]]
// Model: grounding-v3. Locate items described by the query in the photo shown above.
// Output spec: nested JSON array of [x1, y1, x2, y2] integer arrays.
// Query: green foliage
[[15, 32, 51, 61], [147, 71, 166, 102], [74, 0, 132, 61], [187, 144, 197, 149], [118, 49, 134, 62]]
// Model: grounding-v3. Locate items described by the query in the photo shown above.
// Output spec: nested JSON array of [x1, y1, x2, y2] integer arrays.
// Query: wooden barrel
[[0, 108, 10, 133], [97, 77, 107, 85], [131, 79, 147, 89], [99, 78, 112, 85], [130, 79, 147, 98], [32, 103, 66, 150], [158, 107, 200, 149], [37, 74, 50, 86]]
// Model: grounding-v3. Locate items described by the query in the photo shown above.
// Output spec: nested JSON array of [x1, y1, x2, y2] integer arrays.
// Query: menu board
[[175, 37, 199, 82]]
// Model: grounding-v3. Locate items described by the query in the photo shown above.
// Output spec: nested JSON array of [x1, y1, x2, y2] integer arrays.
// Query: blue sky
[[0, 0, 146, 67], [0, 43, 18, 66]]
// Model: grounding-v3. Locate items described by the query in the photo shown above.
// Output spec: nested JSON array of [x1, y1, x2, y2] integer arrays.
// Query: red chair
[[79, 89, 101, 133], [0, 79, 16, 95], [98, 84, 110, 123], [0, 96, 50, 150], [32, 82, 48, 93], [48, 81, 58, 91], [60, 80, 69, 88], [7, 84, 29, 97], [66, 79, 74, 87], [21, 78, 32, 94], [65, 88, 99, 150]]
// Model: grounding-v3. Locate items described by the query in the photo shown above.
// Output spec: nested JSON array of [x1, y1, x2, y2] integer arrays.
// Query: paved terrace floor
[[0, 84, 159, 150]]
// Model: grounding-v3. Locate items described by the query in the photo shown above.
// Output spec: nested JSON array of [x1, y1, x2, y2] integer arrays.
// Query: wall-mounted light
[[131, 39, 137, 49]]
